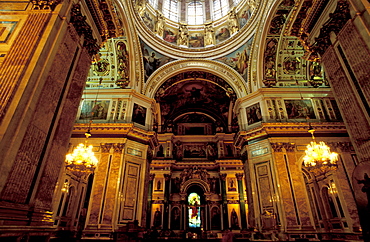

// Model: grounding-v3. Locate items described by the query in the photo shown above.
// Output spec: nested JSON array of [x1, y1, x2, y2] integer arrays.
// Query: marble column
[[85, 143, 113, 230]]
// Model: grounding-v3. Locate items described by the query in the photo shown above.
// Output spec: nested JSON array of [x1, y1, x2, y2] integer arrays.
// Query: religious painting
[[189, 33, 204, 48], [283, 56, 300, 74], [215, 27, 230, 44], [154, 178, 163, 191], [228, 178, 237, 191], [239, 8, 251, 28], [246, 102, 263, 125], [153, 205, 163, 229], [188, 193, 201, 228], [132, 103, 147, 126], [92, 58, 110, 76], [141, 40, 175, 81], [163, 28, 177, 43], [211, 206, 221, 230], [230, 208, 240, 229], [215, 36, 254, 81], [171, 207, 181, 230], [284, 99, 316, 119], [141, 10, 154, 31], [79, 100, 110, 120], [183, 144, 207, 158]]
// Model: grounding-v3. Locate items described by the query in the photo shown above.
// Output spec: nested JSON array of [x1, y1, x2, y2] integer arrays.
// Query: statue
[[155, 12, 165, 38], [204, 24, 215, 46], [228, 9, 239, 35], [136, 0, 146, 17], [178, 24, 189, 46]]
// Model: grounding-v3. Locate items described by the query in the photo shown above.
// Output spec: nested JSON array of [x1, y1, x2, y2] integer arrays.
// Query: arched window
[[188, 192, 201, 227], [213, 0, 229, 20], [163, 0, 178, 22], [188, 1, 204, 25], [148, 0, 158, 9]]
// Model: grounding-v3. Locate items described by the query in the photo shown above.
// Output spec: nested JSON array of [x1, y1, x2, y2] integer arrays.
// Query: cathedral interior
[[0, 0, 370, 241]]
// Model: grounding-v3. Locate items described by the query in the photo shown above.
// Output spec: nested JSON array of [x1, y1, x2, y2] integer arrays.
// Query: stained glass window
[[188, 192, 201, 228]]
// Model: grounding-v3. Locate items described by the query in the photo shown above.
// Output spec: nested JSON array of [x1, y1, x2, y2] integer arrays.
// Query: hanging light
[[65, 123, 98, 178], [302, 125, 338, 177]]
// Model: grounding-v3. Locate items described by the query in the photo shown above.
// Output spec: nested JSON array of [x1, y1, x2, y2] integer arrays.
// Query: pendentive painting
[[215, 36, 254, 81], [141, 40, 175, 81], [132, 103, 147, 126], [284, 99, 316, 119], [79, 100, 110, 120], [246, 102, 263, 125]]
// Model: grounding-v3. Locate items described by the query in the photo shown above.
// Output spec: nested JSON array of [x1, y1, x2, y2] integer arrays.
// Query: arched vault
[[144, 59, 248, 99]]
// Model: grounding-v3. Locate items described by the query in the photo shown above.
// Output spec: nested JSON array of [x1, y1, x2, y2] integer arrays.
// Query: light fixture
[[65, 78, 102, 178], [65, 125, 98, 178], [302, 124, 338, 177]]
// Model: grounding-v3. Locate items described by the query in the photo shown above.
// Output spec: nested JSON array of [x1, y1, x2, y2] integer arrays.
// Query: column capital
[[100, 143, 112, 153], [220, 173, 227, 181], [235, 173, 244, 180], [113, 143, 125, 153], [149, 173, 156, 181]]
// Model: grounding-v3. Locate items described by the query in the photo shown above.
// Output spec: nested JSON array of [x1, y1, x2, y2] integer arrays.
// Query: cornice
[[71, 123, 158, 146], [234, 122, 347, 148]]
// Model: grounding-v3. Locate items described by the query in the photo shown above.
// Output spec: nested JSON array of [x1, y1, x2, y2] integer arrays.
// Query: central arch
[[143, 59, 249, 99]]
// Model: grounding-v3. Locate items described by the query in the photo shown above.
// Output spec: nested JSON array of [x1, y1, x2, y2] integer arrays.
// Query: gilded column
[[236, 173, 247, 229]]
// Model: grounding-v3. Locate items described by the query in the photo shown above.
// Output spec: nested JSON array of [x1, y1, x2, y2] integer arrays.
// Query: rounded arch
[[144, 59, 248, 99], [181, 179, 210, 194]]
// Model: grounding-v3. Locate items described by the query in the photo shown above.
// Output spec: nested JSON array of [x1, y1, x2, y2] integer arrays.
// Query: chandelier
[[302, 126, 338, 177], [65, 129, 98, 178]]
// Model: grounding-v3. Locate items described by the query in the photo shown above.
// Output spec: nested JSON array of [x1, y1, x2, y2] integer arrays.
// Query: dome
[[133, 0, 258, 58]]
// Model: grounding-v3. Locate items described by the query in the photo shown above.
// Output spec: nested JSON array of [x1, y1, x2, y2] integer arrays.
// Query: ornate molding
[[271, 142, 296, 152], [70, 4, 100, 56], [287, 0, 351, 61], [31, 0, 61, 10], [234, 122, 347, 148], [72, 123, 158, 147]]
